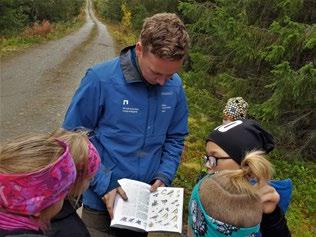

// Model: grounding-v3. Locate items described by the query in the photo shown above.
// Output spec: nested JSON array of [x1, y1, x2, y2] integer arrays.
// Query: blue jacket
[[63, 46, 189, 211]]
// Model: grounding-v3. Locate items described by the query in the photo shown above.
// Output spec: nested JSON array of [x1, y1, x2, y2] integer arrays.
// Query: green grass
[[0, 16, 84, 57]]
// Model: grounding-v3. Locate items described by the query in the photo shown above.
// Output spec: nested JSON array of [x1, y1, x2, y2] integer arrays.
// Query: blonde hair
[[0, 133, 64, 228], [0, 129, 92, 225], [199, 151, 274, 227], [228, 150, 274, 196], [0, 134, 63, 173], [140, 13, 190, 60], [50, 129, 90, 197]]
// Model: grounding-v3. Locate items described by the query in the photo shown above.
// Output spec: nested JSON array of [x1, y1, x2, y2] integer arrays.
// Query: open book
[[110, 178, 184, 233]]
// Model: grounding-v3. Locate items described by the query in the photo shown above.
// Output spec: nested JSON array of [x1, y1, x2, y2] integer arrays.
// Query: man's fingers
[[106, 195, 115, 218], [102, 189, 117, 219], [150, 183, 159, 192], [117, 186, 128, 201], [101, 187, 128, 219], [150, 180, 165, 192]]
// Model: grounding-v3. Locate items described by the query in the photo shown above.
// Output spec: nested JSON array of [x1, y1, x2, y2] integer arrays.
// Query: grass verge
[[0, 13, 85, 58]]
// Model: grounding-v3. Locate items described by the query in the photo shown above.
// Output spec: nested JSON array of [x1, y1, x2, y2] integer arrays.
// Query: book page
[[110, 179, 151, 231], [146, 187, 184, 233]]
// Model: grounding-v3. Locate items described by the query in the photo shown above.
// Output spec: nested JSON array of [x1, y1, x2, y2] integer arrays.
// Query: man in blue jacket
[[63, 13, 190, 236]]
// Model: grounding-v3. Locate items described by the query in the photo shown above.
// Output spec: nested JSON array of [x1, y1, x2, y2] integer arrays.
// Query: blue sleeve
[[87, 136, 120, 197], [63, 69, 103, 130], [63, 69, 115, 196], [153, 85, 189, 186], [88, 165, 120, 197]]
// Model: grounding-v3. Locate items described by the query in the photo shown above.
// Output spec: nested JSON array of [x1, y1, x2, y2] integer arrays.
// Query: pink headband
[[86, 141, 101, 177], [0, 141, 77, 216]]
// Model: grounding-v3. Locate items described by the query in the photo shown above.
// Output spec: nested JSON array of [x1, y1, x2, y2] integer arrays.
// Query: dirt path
[[0, 0, 115, 141]]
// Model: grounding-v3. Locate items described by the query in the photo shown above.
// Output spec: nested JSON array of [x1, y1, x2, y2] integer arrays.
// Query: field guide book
[[110, 178, 184, 233]]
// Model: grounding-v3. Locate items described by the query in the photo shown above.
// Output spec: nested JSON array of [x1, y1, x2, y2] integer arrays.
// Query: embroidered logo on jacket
[[161, 91, 173, 96], [161, 104, 171, 113], [122, 99, 139, 113]]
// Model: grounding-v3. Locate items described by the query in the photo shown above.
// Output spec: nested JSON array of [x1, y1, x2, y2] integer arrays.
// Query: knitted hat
[[207, 119, 274, 164], [223, 97, 249, 120]]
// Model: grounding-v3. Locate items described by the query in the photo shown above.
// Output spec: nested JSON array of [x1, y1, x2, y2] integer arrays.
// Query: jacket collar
[[119, 45, 145, 84]]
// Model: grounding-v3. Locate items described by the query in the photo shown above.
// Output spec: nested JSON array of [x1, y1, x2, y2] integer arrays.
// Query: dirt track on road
[[0, 0, 115, 141]]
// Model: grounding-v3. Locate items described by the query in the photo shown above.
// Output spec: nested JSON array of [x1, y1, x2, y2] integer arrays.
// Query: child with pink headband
[[48, 129, 102, 237], [0, 129, 101, 236]]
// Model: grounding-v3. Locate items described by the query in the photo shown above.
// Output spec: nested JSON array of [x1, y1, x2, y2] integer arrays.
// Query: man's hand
[[257, 182, 280, 214], [101, 186, 128, 219], [150, 179, 165, 192]]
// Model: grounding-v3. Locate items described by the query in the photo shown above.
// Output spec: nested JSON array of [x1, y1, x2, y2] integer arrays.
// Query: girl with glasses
[[188, 119, 291, 237]]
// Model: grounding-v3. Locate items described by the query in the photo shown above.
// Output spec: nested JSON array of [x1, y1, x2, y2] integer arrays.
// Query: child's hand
[[257, 183, 280, 214]]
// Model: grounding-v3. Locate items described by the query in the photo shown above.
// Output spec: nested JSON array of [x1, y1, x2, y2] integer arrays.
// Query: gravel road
[[0, 0, 115, 141]]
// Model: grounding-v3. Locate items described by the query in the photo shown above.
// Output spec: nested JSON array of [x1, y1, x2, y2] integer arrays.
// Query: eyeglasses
[[203, 155, 231, 167]]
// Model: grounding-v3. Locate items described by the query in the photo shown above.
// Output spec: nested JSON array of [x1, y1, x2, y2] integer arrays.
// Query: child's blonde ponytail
[[199, 150, 274, 227], [226, 150, 274, 196]]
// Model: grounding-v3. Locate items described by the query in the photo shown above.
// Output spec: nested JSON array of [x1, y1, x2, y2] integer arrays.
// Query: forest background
[[1, 0, 315, 236]]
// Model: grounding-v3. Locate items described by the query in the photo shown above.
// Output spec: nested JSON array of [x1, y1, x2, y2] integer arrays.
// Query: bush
[[24, 20, 53, 37], [0, 0, 84, 36], [0, 0, 28, 36]]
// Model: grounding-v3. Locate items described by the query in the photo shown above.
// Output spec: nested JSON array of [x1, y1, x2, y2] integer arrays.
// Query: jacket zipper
[[139, 85, 150, 180]]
